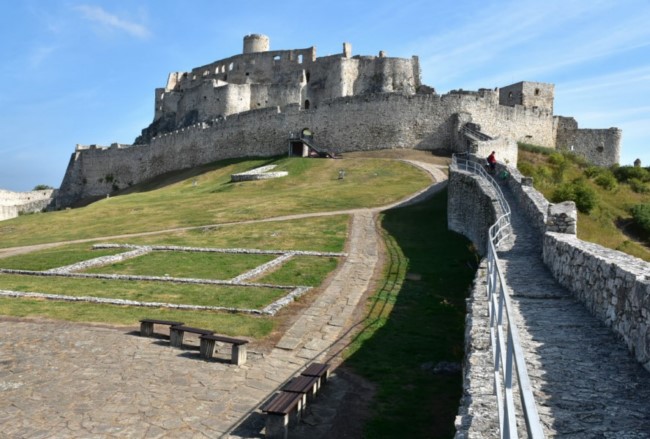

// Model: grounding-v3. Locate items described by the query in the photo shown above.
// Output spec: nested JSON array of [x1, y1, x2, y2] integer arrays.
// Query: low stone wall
[[543, 233, 650, 371], [447, 167, 499, 255], [503, 165, 548, 245]]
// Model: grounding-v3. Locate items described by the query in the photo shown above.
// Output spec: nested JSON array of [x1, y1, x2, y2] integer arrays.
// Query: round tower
[[243, 34, 270, 54]]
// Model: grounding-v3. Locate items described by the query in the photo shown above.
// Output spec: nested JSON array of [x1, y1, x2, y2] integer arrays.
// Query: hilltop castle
[[54, 34, 621, 208]]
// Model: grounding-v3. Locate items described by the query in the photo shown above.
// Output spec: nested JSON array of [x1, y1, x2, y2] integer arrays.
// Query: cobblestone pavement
[[497, 182, 650, 438], [0, 161, 447, 438]]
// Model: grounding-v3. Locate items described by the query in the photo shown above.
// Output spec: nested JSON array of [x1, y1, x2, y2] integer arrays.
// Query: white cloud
[[74, 5, 151, 39]]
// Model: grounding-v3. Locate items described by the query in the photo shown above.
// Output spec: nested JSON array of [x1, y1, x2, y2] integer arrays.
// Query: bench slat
[[261, 392, 303, 415], [301, 363, 330, 378], [282, 376, 319, 394], [200, 334, 248, 345], [139, 319, 184, 326], [171, 325, 214, 335]]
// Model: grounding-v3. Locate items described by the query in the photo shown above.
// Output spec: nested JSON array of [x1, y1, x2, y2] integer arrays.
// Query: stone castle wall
[[57, 90, 569, 207], [554, 116, 621, 166], [53, 35, 622, 207], [0, 189, 56, 221]]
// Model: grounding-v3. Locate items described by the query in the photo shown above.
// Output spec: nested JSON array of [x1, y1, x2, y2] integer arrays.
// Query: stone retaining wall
[[543, 233, 650, 371], [447, 168, 499, 255]]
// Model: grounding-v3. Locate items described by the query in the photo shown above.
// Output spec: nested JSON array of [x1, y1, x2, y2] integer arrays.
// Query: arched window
[[304, 100, 310, 110]]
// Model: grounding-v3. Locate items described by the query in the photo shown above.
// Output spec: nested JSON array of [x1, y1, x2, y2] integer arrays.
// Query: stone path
[[497, 182, 650, 437], [0, 161, 447, 438]]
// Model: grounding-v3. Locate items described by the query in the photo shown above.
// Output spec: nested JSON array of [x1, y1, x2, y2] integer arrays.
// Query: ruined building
[[55, 34, 621, 208]]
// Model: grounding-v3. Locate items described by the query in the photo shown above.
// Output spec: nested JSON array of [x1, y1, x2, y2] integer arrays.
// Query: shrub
[[594, 172, 618, 191], [551, 179, 598, 214], [573, 182, 598, 213], [584, 166, 604, 179], [551, 183, 575, 203], [631, 204, 650, 240], [33, 184, 53, 190], [629, 178, 650, 194], [612, 166, 650, 183]]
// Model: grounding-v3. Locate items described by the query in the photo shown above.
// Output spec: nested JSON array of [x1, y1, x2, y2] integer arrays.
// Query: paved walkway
[[0, 161, 447, 438], [497, 182, 650, 437]]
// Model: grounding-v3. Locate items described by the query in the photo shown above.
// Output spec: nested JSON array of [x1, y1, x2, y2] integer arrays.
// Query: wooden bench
[[300, 362, 331, 389], [261, 363, 332, 438], [169, 325, 214, 348], [139, 319, 184, 337], [199, 334, 249, 365], [261, 391, 304, 439]]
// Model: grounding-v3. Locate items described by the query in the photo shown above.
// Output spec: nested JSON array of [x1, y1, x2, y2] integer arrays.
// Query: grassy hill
[[0, 156, 427, 249], [0, 156, 437, 332], [517, 144, 650, 262]]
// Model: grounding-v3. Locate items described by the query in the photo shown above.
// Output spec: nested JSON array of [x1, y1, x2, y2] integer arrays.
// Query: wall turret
[[243, 34, 270, 54]]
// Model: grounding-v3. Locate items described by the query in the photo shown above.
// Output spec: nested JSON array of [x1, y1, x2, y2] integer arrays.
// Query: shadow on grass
[[339, 189, 477, 438]]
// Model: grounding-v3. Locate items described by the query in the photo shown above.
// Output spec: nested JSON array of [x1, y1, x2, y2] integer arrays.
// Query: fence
[[452, 154, 544, 438]]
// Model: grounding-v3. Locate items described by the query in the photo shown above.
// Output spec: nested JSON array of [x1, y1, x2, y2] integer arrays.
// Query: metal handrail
[[452, 154, 544, 439]]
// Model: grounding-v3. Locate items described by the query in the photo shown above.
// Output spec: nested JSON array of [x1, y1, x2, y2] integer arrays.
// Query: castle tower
[[243, 34, 270, 54]]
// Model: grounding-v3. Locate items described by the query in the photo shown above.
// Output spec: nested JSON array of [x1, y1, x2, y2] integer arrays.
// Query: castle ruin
[[54, 34, 621, 208]]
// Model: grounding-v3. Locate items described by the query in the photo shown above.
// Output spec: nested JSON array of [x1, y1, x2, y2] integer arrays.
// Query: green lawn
[[0, 243, 126, 271], [84, 252, 275, 280], [344, 189, 476, 438], [0, 274, 286, 308], [256, 256, 340, 286], [0, 157, 429, 248]]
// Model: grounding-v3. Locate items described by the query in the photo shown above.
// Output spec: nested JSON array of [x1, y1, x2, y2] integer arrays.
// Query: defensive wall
[[448, 158, 650, 432], [0, 189, 56, 221], [57, 91, 563, 207], [53, 34, 622, 208], [554, 116, 622, 167]]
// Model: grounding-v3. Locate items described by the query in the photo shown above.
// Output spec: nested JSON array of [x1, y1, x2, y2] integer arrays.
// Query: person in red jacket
[[487, 151, 497, 173]]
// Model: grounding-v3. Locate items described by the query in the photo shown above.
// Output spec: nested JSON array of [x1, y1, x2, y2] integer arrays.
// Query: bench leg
[[200, 338, 216, 359], [231, 344, 247, 365], [265, 414, 288, 439], [140, 322, 154, 337], [170, 328, 184, 348]]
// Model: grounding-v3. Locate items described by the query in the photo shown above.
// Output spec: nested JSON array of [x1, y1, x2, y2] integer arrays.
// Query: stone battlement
[[54, 34, 621, 208]]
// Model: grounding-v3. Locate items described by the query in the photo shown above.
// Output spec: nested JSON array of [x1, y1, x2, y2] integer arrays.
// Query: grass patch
[[0, 243, 126, 271], [256, 256, 340, 286], [0, 157, 428, 248], [84, 252, 275, 280], [0, 298, 274, 337], [0, 275, 286, 309], [344, 189, 476, 438], [108, 214, 350, 253]]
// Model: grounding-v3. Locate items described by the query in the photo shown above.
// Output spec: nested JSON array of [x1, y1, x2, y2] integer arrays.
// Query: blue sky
[[1, 0, 649, 191]]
